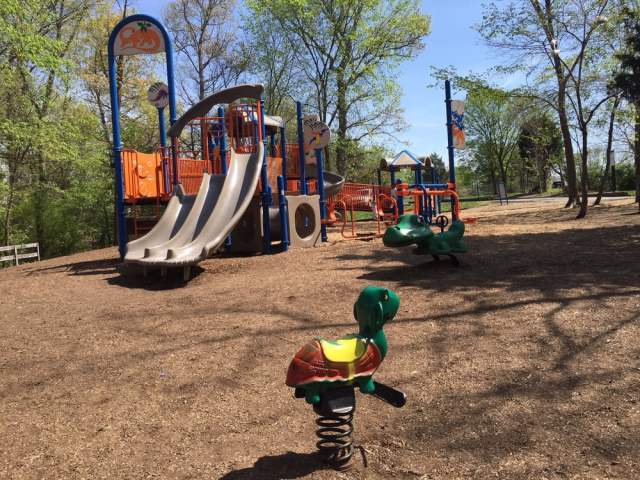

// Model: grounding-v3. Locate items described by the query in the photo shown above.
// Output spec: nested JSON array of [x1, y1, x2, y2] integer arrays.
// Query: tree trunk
[[594, 96, 620, 206], [576, 127, 589, 218], [335, 68, 348, 177], [489, 165, 497, 195], [635, 101, 640, 212], [557, 88, 579, 207], [3, 175, 15, 246]]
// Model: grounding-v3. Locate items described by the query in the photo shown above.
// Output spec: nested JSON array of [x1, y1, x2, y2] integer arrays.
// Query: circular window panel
[[295, 203, 316, 239]]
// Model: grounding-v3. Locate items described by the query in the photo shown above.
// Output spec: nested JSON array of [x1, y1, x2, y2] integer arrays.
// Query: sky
[[133, 0, 498, 160]]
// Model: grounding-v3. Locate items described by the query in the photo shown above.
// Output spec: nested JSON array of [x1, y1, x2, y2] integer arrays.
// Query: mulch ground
[[1, 199, 639, 479]]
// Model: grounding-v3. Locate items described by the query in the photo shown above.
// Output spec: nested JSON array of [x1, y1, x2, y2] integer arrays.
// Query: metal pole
[[165, 27, 178, 186], [445, 80, 457, 220], [316, 148, 327, 242], [107, 34, 127, 259], [279, 125, 288, 247], [259, 98, 272, 253], [218, 107, 228, 175], [269, 132, 276, 157], [280, 126, 287, 183], [158, 107, 167, 148], [278, 175, 289, 249], [158, 107, 170, 193], [296, 101, 307, 195], [217, 106, 231, 250]]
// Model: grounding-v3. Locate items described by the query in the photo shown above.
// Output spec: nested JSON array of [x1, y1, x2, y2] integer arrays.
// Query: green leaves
[[0, 0, 65, 72], [247, 0, 430, 176]]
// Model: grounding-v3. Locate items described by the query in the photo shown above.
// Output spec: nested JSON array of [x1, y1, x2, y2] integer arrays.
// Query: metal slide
[[124, 84, 265, 267], [304, 164, 345, 197]]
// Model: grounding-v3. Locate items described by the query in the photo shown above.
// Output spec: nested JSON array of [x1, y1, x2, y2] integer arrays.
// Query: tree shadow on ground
[[219, 451, 325, 479], [333, 222, 640, 296]]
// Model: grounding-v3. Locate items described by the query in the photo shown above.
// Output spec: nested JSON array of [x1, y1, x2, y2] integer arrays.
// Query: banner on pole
[[451, 100, 465, 149], [303, 116, 331, 151]]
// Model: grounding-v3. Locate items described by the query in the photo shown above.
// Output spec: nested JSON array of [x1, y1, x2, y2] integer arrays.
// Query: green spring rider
[[285, 286, 406, 470], [383, 214, 468, 265]]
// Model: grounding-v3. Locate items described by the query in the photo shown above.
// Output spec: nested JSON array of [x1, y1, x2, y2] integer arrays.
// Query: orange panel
[[123, 150, 166, 201]]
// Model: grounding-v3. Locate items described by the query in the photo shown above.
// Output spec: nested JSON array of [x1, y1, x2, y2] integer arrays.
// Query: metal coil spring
[[315, 410, 354, 470]]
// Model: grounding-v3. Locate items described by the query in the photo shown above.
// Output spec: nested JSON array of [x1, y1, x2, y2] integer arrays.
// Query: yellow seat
[[320, 335, 367, 363]]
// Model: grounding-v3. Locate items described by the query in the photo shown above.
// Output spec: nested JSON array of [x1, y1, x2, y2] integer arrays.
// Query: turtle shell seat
[[286, 335, 383, 389]]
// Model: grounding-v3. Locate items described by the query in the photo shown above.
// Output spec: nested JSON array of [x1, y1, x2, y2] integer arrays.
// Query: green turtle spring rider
[[383, 213, 468, 265], [286, 286, 406, 470]]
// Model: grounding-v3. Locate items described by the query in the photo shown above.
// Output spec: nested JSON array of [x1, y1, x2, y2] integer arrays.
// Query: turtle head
[[354, 286, 400, 337]]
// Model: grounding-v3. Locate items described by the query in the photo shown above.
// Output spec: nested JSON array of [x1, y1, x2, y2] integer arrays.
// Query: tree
[[612, 3, 640, 212], [420, 153, 447, 183], [164, 0, 249, 103], [519, 111, 564, 193], [478, 0, 616, 211], [593, 93, 622, 205], [465, 87, 523, 191], [247, 0, 430, 177]]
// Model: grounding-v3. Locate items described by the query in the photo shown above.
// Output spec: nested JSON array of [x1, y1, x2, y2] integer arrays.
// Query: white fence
[[0, 243, 40, 266]]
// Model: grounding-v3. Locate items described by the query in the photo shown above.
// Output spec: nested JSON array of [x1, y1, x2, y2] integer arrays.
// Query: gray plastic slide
[[305, 164, 345, 198], [124, 84, 265, 267]]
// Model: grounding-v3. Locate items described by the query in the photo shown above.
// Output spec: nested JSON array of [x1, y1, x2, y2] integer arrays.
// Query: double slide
[[124, 84, 344, 268], [124, 85, 265, 267]]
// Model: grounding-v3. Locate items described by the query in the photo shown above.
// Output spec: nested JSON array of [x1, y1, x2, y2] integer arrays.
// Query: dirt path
[[1, 200, 639, 479]]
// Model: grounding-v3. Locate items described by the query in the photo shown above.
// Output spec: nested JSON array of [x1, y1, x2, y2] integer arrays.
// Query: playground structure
[[286, 286, 406, 470], [325, 148, 461, 241], [108, 15, 344, 276]]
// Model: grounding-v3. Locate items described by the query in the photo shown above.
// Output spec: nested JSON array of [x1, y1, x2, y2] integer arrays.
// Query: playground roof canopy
[[380, 150, 424, 170], [264, 115, 284, 129]]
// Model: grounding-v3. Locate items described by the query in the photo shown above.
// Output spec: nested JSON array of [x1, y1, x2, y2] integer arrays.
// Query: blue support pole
[[158, 107, 170, 193], [445, 79, 457, 219], [259, 99, 272, 253], [269, 132, 276, 157], [217, 106, 231, 250], [296, 102, 307, 195], [315, 148, 327, 242], [107, 54, 127, 259], [279, 125, 288, 246], [158, 107, 167, 147], [277, 176, 289, 250], [280, 126, 287, 184], [218, 107, 228, 175]]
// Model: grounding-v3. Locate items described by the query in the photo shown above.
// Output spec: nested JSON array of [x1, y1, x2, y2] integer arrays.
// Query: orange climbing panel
[[123, 149, 167, 201]]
